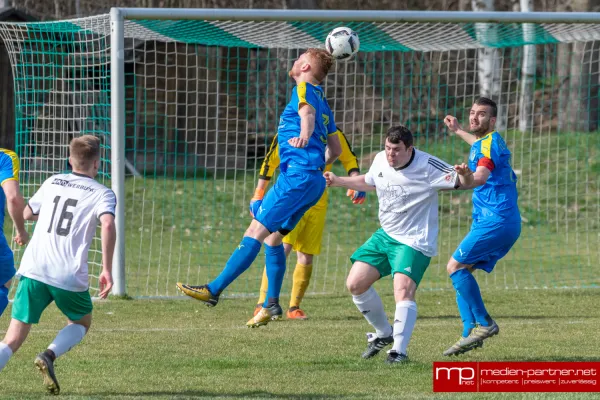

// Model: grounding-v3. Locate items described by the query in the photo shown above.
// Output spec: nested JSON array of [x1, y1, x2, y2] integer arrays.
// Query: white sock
[[48, 324, 87, 359], [392, 300, 417, 355], [352, 287, 392, 338], [0, 342, 13, 371]]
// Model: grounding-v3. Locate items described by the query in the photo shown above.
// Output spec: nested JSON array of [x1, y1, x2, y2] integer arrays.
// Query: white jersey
[[18, 173, 116, 292], [365, 149, 458, 257]]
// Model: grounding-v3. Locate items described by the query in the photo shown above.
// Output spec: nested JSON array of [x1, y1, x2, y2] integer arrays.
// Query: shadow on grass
[[93, 391, 372, 399], [331, 314, 597, 321]]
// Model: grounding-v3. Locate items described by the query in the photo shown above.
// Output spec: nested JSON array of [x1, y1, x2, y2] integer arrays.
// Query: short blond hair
[[70, 135, 100, 170], [306, 48, 334, 82]]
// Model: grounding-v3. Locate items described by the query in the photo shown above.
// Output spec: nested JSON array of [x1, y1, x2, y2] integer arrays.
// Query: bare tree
[[557, 0, 593, 131], [472, 0, 506, 131], [518, 0, 536, 133]]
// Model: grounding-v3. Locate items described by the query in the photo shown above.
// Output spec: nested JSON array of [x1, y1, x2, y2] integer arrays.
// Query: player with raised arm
[[177, 48, 343, 328], [324, 125, 470, 363], [0, 148, 29, 318], [442, 97, 521, 356], [250, 129, 364, 321], [0, 136, 116, 395]]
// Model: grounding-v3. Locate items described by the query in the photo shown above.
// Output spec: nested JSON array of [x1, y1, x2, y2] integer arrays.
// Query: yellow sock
[[289, 263, 313, 309], [257, 267, 268, 305]]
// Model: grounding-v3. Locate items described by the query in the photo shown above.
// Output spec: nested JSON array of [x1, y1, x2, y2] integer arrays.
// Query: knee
[[393, 286, 414, 302], [346, 277, 368, 296], [393, 277, 416, 301], [264, 234, 283, 248], [447, 259, 462, 275], [297, 252, 313, 265]]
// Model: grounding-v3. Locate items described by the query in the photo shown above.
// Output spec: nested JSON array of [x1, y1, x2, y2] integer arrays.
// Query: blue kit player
[[442, 97, 521, 356], [0, 148, 29, 318], [177, 48, 342, 328]]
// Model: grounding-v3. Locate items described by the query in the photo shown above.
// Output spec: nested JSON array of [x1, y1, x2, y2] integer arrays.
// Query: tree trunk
[[518, 0, 536, 133], [472, 0, 506, 131], [557, 0, 592, 131]]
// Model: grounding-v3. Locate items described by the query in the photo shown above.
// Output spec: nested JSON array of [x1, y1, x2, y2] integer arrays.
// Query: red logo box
[[433, 362, 600, 392]]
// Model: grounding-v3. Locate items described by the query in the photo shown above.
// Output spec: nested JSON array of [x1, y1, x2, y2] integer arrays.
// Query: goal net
[[0, 11, 598, 298]]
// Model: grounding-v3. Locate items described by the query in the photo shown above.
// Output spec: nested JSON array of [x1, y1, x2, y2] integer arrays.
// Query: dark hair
[[386, 125, 413, 148], [474, 97, 497, 117]]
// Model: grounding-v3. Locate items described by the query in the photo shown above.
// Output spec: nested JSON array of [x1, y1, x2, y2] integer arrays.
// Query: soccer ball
[[325, 27, 360, 61]]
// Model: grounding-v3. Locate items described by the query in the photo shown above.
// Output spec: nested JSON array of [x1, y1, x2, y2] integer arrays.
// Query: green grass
[[1, 289, 599, 399], [7, 130, 599, 299]]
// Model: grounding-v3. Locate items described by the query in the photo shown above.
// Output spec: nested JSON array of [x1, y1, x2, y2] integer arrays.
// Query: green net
[[0, 14, 598, 297]]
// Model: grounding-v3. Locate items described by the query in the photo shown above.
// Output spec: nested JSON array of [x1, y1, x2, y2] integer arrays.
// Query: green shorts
[[350, 228, 431, 286], [11, 276, 93, 324]]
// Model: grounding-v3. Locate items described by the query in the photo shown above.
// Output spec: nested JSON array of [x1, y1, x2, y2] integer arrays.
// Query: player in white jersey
[[0, 135, 116, 395], [325, 125, 471, 363]]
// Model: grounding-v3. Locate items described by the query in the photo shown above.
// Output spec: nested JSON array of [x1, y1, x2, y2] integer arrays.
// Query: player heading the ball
[[177, 48, 343, 329]]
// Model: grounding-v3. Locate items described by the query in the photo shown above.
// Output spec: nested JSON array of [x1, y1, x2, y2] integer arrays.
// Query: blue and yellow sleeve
[[258, 135, 280, 180], [0, 149, 19, 186], [477, 134, 496, 171], [336, 130, 360, 175], [296, 82, 318, 111]]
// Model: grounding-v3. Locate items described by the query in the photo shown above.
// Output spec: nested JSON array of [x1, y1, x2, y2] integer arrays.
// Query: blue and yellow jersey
[[259, 130, 359, 209], [277, 82, 337, 171], [0, 149, 20, 254], [468, 132, 520, 222]]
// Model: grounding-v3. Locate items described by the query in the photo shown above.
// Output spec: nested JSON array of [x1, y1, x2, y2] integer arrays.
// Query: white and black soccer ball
[[325, 27, 360, 61]]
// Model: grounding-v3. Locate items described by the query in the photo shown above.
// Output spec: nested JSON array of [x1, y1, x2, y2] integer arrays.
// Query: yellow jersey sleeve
[[336, 130, 360, 175], [258, 135, 281, 180]]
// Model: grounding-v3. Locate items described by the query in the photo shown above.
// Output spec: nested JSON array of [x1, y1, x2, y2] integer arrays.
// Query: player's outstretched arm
[[99, 213, 116, 299], [324, 172, 375, 192], [3, 180, 28, 246], [454, 164, 491, 190], [444, 115, 477, 146]]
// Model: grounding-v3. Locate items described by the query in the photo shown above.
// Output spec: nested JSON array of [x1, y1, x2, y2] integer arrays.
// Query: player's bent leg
[[36, 289, 93, 395], [387, 273, 417, 364], [0, 318, 32, 371], [448, 258, 493, 327], [446, 258, 488, 355], [347, 261, 393, 359], [178, 220, 270, 306], [254, 242, 293, 318], [246, 232, 285, 328]]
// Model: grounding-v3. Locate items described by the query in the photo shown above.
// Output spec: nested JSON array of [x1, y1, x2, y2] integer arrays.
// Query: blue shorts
[[0, 252, 15, 287], [452, 219, 521, 273], [256, 168, 326, 234]]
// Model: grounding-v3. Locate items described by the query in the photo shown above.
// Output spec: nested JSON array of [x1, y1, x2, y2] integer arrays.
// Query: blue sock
[[450, 269, 491, 327], [263, 243, 286, 307], [0, 286, 8, 318], [456, 291, 476, 337], [207, 237, 262, 294]]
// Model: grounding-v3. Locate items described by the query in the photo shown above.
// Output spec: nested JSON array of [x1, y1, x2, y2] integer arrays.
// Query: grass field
[[98, 129, 598, 297], [1, 288, 599, 399]]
